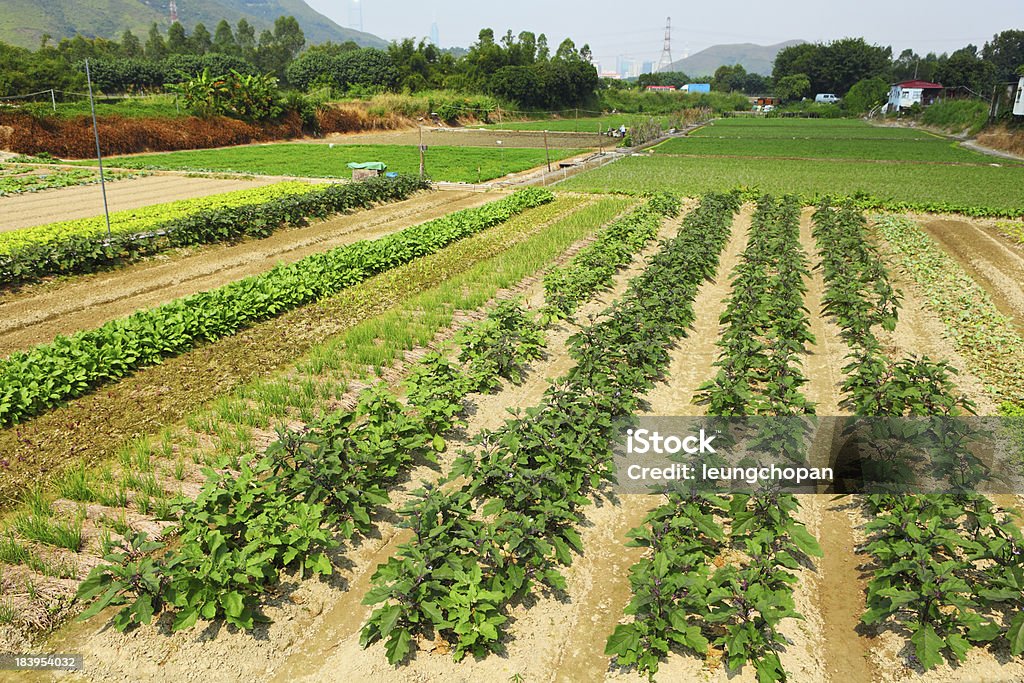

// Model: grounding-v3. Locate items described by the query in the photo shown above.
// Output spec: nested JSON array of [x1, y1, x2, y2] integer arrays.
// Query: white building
[[1014, 76, 1024, 116], [886, 80, 944, 111]]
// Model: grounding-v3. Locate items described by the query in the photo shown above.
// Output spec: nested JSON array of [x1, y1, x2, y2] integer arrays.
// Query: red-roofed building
[[886, 80, 944, 111]]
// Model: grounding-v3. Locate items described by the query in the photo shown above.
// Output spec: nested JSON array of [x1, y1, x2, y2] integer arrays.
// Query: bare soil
[[918, 217, 1024, 336], [0, 190, 493, 357], [322, 127, 606, 150], [0, 175, 278, 232]]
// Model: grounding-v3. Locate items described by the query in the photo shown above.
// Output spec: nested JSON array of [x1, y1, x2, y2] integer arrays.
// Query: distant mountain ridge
[[0, 0, 388, 49], [668, 40, 806, 77]]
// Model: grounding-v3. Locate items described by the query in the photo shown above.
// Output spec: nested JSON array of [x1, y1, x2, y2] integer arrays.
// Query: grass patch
[[98, 144, 584, 183], [12, 513, 83, 552], [560, 154, 1024, 216], [653, 135, 1001, 164], [692, 117, 937, 140]]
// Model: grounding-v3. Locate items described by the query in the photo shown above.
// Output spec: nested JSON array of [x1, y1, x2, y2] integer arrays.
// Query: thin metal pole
[[544, 130, 551, 172], [85, 59, 112, 239], [418, 125, 425, 178], [50, 89, 56, 113]]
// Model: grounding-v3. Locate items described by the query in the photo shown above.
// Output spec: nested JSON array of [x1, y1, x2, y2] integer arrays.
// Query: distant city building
[[430, 21, 439, 46], [642, 61, 654, 75]]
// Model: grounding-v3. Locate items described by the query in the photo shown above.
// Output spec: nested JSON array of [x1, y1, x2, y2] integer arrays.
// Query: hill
[[0, 0, 388, 50], [668, 40, 805, 77]]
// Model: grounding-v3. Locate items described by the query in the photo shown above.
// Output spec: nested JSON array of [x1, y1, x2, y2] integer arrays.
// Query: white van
[[815, 93, 840, 104]]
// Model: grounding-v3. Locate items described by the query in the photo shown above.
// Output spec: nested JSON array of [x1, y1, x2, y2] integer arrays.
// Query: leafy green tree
[[190, 23, 213, 55], [212, 20, 237, 55], [774, 38, 890, 94], [935, 46, 997, 96], [120, 30, 143, 58], [489, 65, 542, 106], [843, 76, 889, 112], [167, 22, 188, 55], [145, 23, 167, 59], [774, 73, 811, 101], [638, 71, 690, 88], [712, 64, 747, 92], [982, 30, 1024, 82], [236, 19, 257, 62]]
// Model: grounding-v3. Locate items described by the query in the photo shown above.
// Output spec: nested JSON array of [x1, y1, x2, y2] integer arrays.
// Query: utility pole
[[85, 59, 112, 239]]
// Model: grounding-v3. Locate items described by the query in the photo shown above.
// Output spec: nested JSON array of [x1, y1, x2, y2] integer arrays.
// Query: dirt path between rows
[[798, 208, 876, 683], [0, 175, 278, 232], [0, 190, 493, 357], [918, 217, 1024, 336]]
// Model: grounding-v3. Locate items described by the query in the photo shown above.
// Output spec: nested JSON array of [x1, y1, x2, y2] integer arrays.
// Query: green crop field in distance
[[653, 136, 1008, 164], [95, 144, 583, 183], [691, 118, 938, 140], [559, 154, 1024, 215]]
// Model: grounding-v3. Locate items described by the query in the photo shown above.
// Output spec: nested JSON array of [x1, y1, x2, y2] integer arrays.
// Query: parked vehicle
[[815, 93, 841, 104]]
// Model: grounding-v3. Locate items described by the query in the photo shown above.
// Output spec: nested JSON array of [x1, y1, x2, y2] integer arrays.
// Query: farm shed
[[886, 79, 944, 111], [681, 83, 711, 93]]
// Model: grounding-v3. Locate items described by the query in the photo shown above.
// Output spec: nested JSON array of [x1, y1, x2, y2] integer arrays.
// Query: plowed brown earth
[[321, 127, 605, 149], [0, 190, 493, 357], [0, 175, 277, 232], [918, 217, 1024, 335]]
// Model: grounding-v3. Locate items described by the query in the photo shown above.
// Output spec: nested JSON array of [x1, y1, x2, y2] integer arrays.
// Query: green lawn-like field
[[691, 118, 938, 140], [561, 117, 1023, 216], [100, 144, 583, 183], [559, 154, 1024, 215], [653, 136, 1006, 164]]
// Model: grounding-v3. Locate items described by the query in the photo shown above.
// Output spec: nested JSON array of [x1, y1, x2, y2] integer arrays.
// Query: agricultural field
[[562, 118, 1024, 217], [90, 143, 585, 184], [476, 113, 671, 133], [0, 162, 140, 196], [0, 115, 1023, 683]]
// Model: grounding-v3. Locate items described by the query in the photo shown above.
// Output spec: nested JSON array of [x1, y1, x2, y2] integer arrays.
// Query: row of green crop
[[360, 193, 737, 664], [696, 195, 815, 418], [73, 192, 678, 633], [542, 193, 675, 320], [0, 189, 551, 427], [75, 300, 550, 631], [610, 195, 821, 682], [0, 176, 429, 287], [813, 202, 1024, 669]]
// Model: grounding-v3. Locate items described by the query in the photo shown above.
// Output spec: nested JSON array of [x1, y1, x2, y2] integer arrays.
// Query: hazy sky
[[305, 0, 1023, 70]]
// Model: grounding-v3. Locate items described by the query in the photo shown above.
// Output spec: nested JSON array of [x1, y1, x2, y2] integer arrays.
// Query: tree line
[[0, 21, 599, 113], [627, 32, 1023, 112]]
